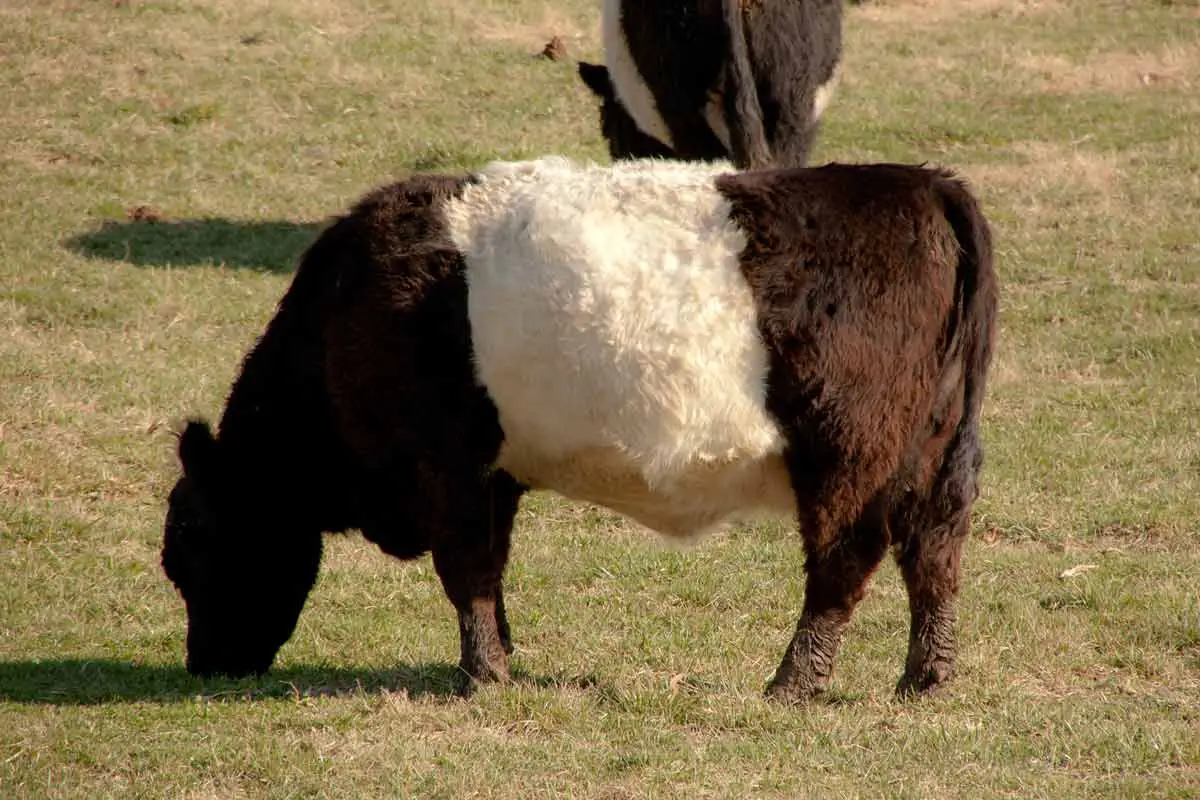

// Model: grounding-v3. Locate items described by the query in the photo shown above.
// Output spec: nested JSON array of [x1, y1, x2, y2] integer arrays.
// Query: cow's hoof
[[894, 662, 953, 699], [764, 671, 828, 705], [454, 665, 511, 697], [457, 654, 511, 688]]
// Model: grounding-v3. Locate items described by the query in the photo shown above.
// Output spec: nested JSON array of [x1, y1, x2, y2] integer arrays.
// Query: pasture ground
[[1, 0, 1198, 797]]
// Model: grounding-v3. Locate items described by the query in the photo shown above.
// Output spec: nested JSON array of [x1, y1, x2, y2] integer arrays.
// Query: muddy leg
[[767, 504, 889, 703], [430, 470, 524, 687], [894, 513, 969, 697]]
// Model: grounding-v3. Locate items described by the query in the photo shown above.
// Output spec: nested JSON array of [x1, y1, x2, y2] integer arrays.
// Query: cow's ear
[[178, 419, 219, 488], [577, 61, 614, 100]]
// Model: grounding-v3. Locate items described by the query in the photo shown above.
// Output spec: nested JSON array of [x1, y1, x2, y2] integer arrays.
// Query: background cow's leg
[[890, 484, 974, 697], [429, 469, 524, 688], [767, 501, 889, 702]]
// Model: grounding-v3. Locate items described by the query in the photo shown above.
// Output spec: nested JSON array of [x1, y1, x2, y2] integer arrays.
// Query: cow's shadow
[[0, 658, 604, 706], [63, 218, 325, 273], [0, 658, 465, 705]]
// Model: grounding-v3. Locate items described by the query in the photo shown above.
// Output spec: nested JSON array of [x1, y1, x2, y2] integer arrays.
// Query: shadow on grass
[[0, 659, 861, 708], [63, 218, 325, 273], [0, 658, 467, 705]]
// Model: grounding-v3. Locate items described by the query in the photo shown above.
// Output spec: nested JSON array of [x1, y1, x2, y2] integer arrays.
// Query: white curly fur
[[444, 157, 795, 538]]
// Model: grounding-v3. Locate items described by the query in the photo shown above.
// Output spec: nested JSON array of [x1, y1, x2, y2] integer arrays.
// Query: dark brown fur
[[162, 162, 997, 702], [162, 174, 523, 679], [717, 163, 997, 697]]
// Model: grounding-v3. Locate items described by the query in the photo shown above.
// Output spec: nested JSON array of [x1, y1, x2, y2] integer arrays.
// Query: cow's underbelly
[[496, 442, 796, 538]]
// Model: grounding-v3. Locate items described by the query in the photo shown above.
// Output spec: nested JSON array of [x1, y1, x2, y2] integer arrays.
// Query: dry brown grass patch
[[854, 0, 1064, 27], [1022, 45, 1199, 94], [462, 3, 597, 52], [965, 141, 1123, 214], [206, 0, 374, 38]]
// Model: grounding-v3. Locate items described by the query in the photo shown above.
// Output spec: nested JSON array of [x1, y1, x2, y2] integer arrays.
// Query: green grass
[[2, 0, 1198, 796]]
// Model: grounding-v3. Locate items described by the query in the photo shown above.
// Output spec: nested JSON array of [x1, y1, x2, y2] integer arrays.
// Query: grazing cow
[[577, 0, 844, 169], [161, 156, 997, 702]]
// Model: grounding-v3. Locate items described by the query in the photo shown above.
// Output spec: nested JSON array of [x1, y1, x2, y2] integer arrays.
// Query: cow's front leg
[[430, 470, 524, 688], [767, 505, 889, 703], [450, 593, 509, 685]]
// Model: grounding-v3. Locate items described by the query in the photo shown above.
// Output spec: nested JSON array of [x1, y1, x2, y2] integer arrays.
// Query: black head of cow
[[577, 61, 677, 162], [161, 420, 321, 678]]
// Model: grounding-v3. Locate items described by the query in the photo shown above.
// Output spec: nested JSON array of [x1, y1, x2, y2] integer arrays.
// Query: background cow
[[577, 0, 844, 169], [162, 156, 996, 702]]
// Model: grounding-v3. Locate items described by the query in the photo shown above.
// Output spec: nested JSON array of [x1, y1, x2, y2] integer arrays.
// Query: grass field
[[2, 0, 1198, 796]]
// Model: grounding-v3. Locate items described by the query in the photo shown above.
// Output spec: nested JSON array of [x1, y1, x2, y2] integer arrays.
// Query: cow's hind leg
[[891, 417, 984, 696], [891, 507, 968, 697], [428, 469, 525, 688], [767, 501, 889, 703]]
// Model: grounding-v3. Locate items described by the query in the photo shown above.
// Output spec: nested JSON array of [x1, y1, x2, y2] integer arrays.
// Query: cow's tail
[[723, 0, 772, 169], [932, 172, 999, 516]]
